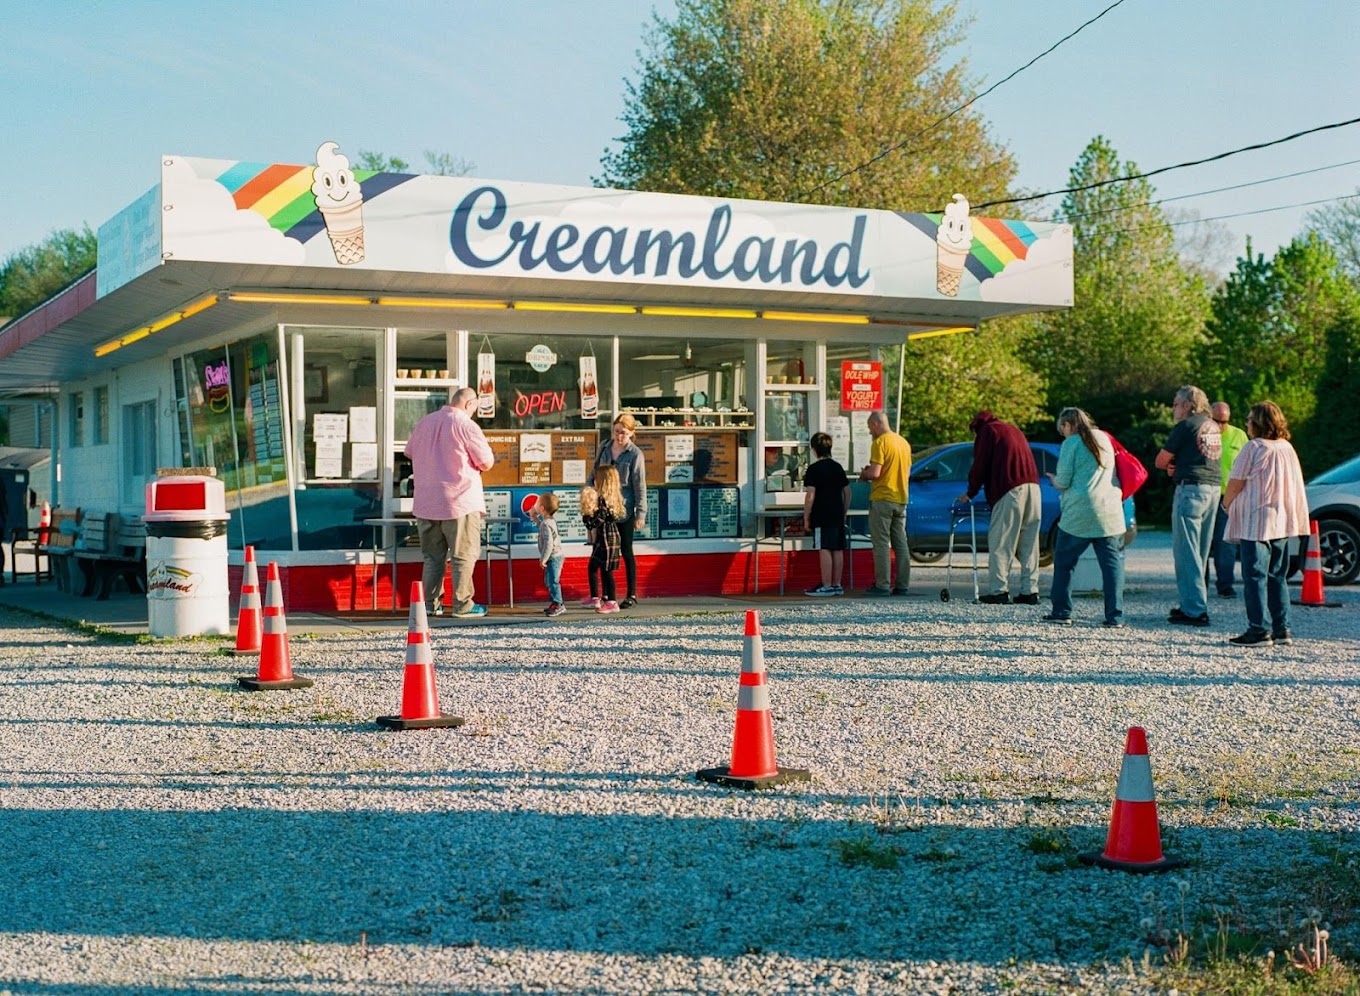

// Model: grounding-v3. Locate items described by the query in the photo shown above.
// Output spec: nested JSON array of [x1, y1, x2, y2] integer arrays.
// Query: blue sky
[[2, 0, 1357, 273]]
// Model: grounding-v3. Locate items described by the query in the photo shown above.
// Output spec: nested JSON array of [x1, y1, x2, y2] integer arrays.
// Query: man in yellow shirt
[[858, 410, 912, 595], [1209, 401, 1249, 598]]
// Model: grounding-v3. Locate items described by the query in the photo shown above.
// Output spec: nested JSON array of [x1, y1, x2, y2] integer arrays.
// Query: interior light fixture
[[639, 305, 759, 319], [376, 296, 510, 310], [93, 292, 222, 358], [227, 292, 372, 306], [631, 353, 682, 361], [761, 310, 870, 325], [511, 301, 638, 315]]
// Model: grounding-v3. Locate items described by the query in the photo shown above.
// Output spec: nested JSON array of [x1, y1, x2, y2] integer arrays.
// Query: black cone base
[[236, 675, 315, 691], [1291, 599, 1341, 608], [376, 714, 466, 731], [1078, 850, 1185, 873], [232, 647, 262, 656], [695, 765, 811, 791]]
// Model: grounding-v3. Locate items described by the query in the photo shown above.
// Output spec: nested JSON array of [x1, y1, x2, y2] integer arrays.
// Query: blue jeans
[[1049, 529, 1124, 623], [543, 554, 563, 604], [1239, 539, 1290, 637], [1207, 499, 1237, 593], [1171, 483, 1218, 618]]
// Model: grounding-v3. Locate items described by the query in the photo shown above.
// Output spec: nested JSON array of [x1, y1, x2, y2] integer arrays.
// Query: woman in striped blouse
[[1222, 401, 1309, 647]]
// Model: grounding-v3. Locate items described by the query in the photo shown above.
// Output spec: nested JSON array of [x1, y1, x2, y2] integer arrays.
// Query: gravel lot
[[2, 535, 1357, 994]]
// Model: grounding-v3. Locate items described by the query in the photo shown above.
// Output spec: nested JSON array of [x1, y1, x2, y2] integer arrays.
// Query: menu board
[[482, 432, 521, 487], [698, 488, 740, 537], [486, 484, 740, 543], [481, 431, 600, 487], [635, 430, 739, 485]]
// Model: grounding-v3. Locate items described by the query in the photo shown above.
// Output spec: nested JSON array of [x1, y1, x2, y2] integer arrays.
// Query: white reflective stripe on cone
[[736, 682, 771, 712], [1114, 754, 1155, 803], [741, 637, 765, 674]]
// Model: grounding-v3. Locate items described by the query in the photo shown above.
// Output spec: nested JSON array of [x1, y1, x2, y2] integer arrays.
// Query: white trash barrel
[[144, 475, 231, 638]]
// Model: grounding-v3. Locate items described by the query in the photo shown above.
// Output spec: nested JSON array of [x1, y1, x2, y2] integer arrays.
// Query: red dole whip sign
[[840, 361, 882, 412]]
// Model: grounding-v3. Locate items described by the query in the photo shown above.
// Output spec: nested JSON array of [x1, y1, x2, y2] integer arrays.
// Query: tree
[[600, 0, 1042, 442], [0, 227, 98, 324], [355, 150, 476, 176], [598, 0, 1015, 211], [1032, 137, 1210, 432], [1304, 192, 1360, 285], [1199, 233, 1360, 474]]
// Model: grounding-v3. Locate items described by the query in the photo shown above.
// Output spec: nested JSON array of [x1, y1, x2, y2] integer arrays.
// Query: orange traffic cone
[[1293, 521, 1340, 608], [377, 582, 465, 731], [232, 545, 263, 655], [1080, 727, 1182, 872], [37, 501, 51, 545], [237, 562, 313, 691], [696, 610, 810, 790]]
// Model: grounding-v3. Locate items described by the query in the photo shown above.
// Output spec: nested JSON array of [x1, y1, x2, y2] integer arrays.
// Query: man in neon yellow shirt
[[857, 410, 912, 595], [1208, 401, 1249, 598]]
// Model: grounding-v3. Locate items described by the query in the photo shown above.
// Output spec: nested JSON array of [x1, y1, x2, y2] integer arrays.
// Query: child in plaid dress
[[581, 465, 625, 613]]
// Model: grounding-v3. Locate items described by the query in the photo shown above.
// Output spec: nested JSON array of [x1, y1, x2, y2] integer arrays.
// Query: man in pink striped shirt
[[404, 387, 495, 618]]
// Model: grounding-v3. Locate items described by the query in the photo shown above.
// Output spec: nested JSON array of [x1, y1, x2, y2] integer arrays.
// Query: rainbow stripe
[[898, 212, 1040, 285], [213, 161, 416, 244]]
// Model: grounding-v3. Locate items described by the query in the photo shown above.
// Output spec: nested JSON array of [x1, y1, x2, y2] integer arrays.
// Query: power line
[[795, 0, 1130, 200], [972, 116, 1360, 212], [1106, 191, 1360, 240], [1060, 158, 1360, 222]]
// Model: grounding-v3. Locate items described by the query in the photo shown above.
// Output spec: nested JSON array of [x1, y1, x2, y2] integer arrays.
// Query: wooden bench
[[74, 512, 148, 600], [36, 508, 82, 590]]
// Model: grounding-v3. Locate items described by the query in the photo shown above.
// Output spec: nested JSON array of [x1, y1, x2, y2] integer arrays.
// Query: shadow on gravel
[[0, 805, 1348, 965]]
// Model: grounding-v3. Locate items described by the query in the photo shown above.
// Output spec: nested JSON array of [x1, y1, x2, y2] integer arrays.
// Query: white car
[[1306, 453, 1360, 585]]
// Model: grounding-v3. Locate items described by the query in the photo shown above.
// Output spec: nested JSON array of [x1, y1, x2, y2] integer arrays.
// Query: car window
[[1311, 454, 1360, 486], [926, 451, 970, 481], [1031, 447, 1057, 476]]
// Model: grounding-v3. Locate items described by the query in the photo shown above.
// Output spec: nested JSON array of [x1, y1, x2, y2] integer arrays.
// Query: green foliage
[[1199, 234, 1360, 476], [896, 316, 1048, 447], [1032, 137, 1210, 435], [599, 0, 1015, 211], [0, 226, 98, 322]]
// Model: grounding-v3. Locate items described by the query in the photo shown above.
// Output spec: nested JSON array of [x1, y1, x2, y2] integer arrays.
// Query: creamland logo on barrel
[[146, 563, 202, 599]]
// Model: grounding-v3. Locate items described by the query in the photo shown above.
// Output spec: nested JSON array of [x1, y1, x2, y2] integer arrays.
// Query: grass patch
[[834, 836, 902, 869]]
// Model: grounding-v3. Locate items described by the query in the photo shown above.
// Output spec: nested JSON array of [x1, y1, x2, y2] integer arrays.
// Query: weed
[[470, 888, 524, 923], [834, 836, 901, 869]]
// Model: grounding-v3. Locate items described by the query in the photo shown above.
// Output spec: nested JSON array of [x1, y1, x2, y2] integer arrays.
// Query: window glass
[[121, 401, 157, 499], [464, 332, 612, 431], [287, 326, 382, 550], [617, 335, 747, 413], [69, 392, 84, 447], [93, 387, 109, 445], [176, 332, 294, 550]]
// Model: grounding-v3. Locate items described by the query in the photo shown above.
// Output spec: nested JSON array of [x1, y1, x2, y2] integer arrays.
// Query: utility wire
[[1105, 191, 1360, 239], [972, 116, 1360, 211], [1060, 158, 1360, 222], [796, 0, 1130, 200]]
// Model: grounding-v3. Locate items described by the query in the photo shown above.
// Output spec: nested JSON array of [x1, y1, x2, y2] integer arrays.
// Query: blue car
[[903, 441, 1065, 565]]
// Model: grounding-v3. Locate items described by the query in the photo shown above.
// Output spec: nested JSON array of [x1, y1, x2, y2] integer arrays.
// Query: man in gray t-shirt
[[1155, 385, 1222, 625]]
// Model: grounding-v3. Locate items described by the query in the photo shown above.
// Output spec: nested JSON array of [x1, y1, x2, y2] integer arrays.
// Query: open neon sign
[[512, 390, 567, 418]]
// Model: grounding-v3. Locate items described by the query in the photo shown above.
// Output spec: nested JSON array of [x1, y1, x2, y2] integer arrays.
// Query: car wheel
[[1039, 524, 1058, 568], [1317, 518, 1360, 586], [910, 549, 946, 564]]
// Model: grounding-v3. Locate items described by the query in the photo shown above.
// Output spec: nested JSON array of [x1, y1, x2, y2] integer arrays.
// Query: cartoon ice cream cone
[[312, 142, 365, 265], [936, 193, 973, 296]]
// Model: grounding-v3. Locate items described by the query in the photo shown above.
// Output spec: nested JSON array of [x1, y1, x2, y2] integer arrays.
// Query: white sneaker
[[804, 585, 838, 596]]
